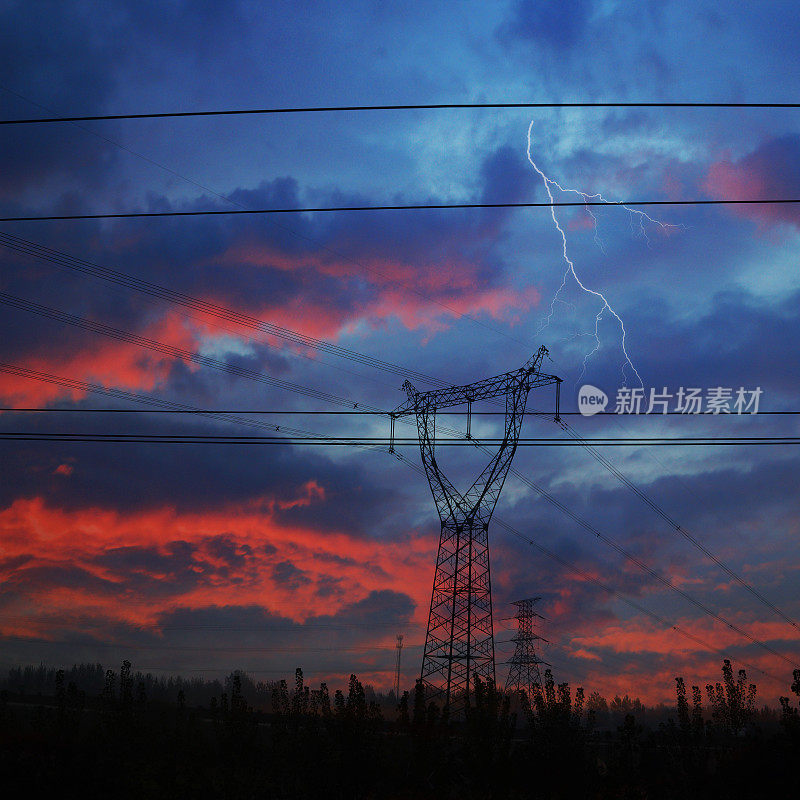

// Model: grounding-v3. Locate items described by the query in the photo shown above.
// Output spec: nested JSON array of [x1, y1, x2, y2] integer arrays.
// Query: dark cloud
[[0, 141, 531, 371], [320, 589, 416, 625], [0, 2, 124, 197], [314, 575, 345, 599], [0, 428, 396, 535], [0, 591, 420, 689], [98, 541, 196, 575], [479, 145, 535, 206], [624, 288, 800, 395], [271, 560, 311, 590], [92, 540, 209, 595], [498, 0, 594, 50]]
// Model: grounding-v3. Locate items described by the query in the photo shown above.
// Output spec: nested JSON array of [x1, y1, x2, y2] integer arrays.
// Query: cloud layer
[[2, 0, 800, 703]]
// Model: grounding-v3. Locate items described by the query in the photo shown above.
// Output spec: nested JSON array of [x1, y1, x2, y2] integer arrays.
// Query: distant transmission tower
[[394, 634, 404, 699], [394, 345, 560, 714], [505, 596, 549, 697]]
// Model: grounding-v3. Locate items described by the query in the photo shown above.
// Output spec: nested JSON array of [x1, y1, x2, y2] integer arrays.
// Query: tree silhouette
[[705, 659, 756, 735]]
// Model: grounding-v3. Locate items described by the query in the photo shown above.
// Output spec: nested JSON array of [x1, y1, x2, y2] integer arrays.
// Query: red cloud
[[277, 480, 326, 510], [561, 614, 799, 704], [0, 495, 435, 633], [1, 248, 539, 407], [3, 494, 796, 700], [0, 311, 200, 406]]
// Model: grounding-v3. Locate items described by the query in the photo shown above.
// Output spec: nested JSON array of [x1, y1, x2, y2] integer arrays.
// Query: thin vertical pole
[[394, 634, 403, 699]]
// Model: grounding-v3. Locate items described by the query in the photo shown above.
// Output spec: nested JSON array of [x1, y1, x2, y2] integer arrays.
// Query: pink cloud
[[704, 136, 800, 228], [213, 242, 540, 335], [566, 210, 597, 231]]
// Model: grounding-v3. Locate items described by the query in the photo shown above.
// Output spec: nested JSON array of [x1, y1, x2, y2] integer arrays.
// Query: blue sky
[[1, 0, 799, 703]]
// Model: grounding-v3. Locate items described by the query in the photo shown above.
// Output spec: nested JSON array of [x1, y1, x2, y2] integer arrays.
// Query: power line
[[0, 362, 388, 452], [3, 197, 800, 223], [3, 100, 800, 125], [0, 96, 535, 357], [0, 232, 445, 388], [0, 235, 791, 455], [8, 350, 798, 670], [2, 233, 789, 448], [0, 240, 411, 404], [2, 408, 798, 416], [0, 292, 374, 411], [14, 90, 791, 646], [417, 388, 800, 663], [3, 232, 789, 434], [0, 364, 391, 462], [449, 446, 800, 667], [558, 419, 800, 635], [0, 80, 788, 516], [0, 286, 519, 452], [1, 120, 795, 673], [2, 433, 799, 446]]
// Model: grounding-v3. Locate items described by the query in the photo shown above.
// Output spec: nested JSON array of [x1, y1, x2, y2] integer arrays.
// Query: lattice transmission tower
[[394, 634, 403, 700], [505, 596, 549, 697], [393, 345, 560, 714]]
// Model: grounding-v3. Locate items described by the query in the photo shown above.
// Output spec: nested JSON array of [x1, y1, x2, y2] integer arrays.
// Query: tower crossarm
[[394, 345, 559, 416], [510, 634, 550, 645]]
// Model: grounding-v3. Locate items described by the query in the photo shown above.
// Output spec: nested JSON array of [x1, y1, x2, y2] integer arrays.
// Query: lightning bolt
[[526, 120, 681, 387]]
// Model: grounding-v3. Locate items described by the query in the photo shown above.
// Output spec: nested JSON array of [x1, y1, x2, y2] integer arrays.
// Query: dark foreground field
[[1, 660, 798, 799]]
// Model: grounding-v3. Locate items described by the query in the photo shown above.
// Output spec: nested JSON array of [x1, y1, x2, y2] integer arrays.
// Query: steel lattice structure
[[505, 596, 549, 697], [394, 634, 403, 700], [394, 345, 560, 714]]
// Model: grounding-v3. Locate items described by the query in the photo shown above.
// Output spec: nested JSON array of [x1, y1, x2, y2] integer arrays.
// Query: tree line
[[1, 658, 798, 798]]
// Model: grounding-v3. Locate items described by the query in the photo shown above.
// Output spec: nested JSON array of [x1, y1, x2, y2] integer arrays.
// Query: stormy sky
[[1, 0, 799, 703]]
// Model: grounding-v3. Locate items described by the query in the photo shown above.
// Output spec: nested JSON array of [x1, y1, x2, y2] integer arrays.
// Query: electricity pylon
[[505, 596, 549, 697], [394, 634, 403, 700], [394, 345, 560, 715]]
